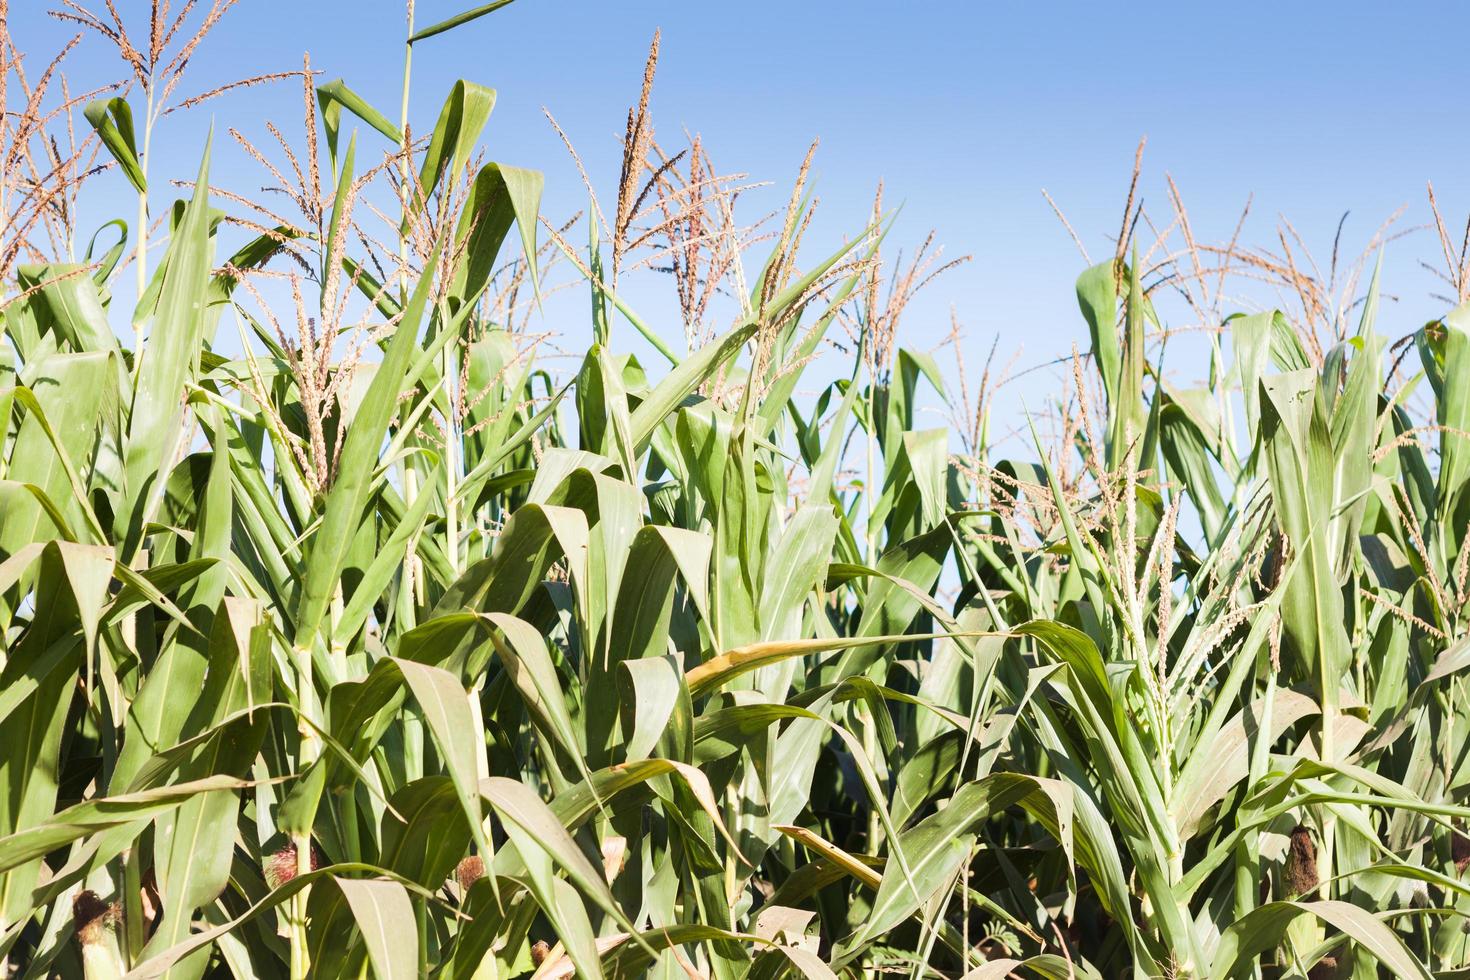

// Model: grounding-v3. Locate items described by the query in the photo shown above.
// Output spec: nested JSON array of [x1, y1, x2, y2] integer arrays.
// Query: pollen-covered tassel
[[1285, 824, 1319, 896], [73, 890, 125, 980], [264, 840, 321, 890]]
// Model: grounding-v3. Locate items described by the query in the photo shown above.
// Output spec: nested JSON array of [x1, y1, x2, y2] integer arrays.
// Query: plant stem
[[287, 848, 311, 980], [288, 638, 321, 980]]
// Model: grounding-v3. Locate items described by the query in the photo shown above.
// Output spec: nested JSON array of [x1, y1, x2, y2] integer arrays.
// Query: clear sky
[[11, 0, 1470, 431]]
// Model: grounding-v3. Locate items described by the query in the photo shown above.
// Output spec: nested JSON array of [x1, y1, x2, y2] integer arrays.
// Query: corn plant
[[1, 4, 1468, 979]]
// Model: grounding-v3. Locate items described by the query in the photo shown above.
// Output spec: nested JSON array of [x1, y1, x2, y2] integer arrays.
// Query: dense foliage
[[1, 3, 1468, 978]]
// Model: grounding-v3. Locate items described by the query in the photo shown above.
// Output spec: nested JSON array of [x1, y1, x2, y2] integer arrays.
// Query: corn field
[[1, 3, 1468, 978]]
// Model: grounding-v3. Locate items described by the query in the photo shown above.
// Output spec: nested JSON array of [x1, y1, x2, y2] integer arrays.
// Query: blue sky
[[12, 0, 1470, 429]]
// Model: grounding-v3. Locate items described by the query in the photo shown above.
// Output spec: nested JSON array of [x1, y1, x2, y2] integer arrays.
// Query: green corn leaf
[[409, 0, 518, 42], [335, 877, 418, 980], [392, 658, 496, 866], [316, 79, 404, 167], [1209, 900, 1432, 980], [414, 81, 498, 212], [0, 775, 251, 876], [14, 264, 121, 355], [295, 238, 440, 642], [450, 162, 543, 308], [83, 97, 146, 194], [122, 140, 214, 555]]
